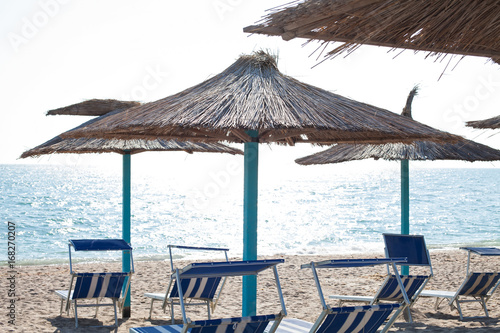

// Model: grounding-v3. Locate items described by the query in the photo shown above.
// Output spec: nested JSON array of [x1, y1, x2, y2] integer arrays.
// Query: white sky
[[1, 0, 499, 175]]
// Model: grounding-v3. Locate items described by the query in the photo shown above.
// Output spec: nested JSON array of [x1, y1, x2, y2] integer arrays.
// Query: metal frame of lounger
[[131, 259, 287, 333], [144, 244, 229, 323], [420, 247, 500, 320], [300, 258, 408, 333], [55, 239, 134, 328], [329, 234, 433, 323]]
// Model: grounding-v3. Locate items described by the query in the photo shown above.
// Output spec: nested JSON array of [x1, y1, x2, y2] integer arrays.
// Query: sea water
[[1, 163, 499, 265]]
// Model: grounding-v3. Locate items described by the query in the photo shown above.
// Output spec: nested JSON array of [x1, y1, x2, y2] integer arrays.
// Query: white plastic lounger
[[131, 259, 287, 333], [144, 245, 229, 323], [329, 234, 433, 323], [420, 247, 500, 320], [55, 239, 134, 328]]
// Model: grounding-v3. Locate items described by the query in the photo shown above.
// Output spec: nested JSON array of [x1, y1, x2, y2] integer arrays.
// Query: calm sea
[[1, 163, 499, 265]]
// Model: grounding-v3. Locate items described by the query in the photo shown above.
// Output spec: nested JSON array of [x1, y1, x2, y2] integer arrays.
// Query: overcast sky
[[2, 0, 499, 173]]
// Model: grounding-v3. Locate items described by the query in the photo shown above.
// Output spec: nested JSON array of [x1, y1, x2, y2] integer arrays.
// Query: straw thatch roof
[[244, 0, 500, 64], [61, 52, 457, 145], [296, 87, 500, 164], [296, 140, 500, 164], [466, 115, 500, 129], [20, 136, 242, 158], [21, 102, 243, 158], [47, 99, 140, 116]]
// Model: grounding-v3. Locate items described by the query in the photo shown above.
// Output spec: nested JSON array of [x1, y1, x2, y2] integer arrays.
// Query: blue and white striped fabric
[[170, 277, 222, 300], [458, 273, 500, 296], [130, 314, 277, 333], [317, 304, 400, 333], [376, 275, 427, 301], [267, 319, 313, 333], [72, 272, 127, 300]]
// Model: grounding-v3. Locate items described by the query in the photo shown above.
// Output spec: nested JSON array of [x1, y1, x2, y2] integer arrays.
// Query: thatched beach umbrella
[[21, 99, 242, 317], [467, 115, 500, 130], [244, 0, 500, 64], [296, 87, 500, 274], [60, 52, 457, 316]]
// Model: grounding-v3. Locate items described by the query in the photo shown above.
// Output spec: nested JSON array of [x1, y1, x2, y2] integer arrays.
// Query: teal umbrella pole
[[242, 130, 259, 316], [401, 159, 410, 275], [122, 152, 132, 317]]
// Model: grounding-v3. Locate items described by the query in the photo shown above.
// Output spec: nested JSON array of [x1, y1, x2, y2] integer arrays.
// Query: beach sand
[[2, 250, 500, 332]]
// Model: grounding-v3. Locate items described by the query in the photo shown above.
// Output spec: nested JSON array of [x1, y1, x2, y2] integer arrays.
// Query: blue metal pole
[[401, 159, 410, 275], [242, 130, 259, 316], [122, 152, 132, 317]]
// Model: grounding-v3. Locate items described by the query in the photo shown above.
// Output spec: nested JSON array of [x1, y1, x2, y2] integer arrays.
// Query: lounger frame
[[303, 258, 408, 333], [55, 239, 134, 328], [421, 247, 500, 320], [145, 244, 229, 322], [132, 259, 287, 333], [329, 234, 433, 323]]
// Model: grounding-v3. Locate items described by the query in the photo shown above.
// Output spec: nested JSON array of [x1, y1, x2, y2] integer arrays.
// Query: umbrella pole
[[122, 152, 132, 317], [242, 131, 259, 317], [401, 159, 410, 275]]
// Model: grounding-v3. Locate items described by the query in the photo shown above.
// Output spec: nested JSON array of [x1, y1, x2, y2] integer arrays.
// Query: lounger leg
[[171, 301, 175, 324], [95, 298, 99, 317], [65, 297, 71, 314], [480, 297, 489, 318], [74, 301, 79, 328], [59, 299, 64, 315], [434, 297, 441, 311], [403, 307, 413, 323], [148, 299, 155, 319], [207, 301, 211, 320], [455, 300, 464, 321], [113, 299, 118, 327]]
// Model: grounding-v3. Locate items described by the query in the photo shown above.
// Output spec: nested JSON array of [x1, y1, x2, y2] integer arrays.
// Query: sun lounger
[[131, 259, 287, 333], [269, 258, 406, 333], [329, 234, 433, 323], [144, 245, 229, 322], [271, 304, 401, 333], [420, 247, 500, 320], [54, 239, 134, 328]]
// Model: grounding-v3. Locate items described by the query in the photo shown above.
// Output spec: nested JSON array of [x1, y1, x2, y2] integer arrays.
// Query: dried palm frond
[[244, 0, 500, 64]]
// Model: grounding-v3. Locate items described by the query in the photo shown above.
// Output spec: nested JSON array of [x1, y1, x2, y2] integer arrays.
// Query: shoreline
[[4, 243, 500, 268], [2, 250, 500, 332]]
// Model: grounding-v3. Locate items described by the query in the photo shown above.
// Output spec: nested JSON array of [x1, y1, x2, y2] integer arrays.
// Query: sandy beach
[[2, 249, 500, 332]]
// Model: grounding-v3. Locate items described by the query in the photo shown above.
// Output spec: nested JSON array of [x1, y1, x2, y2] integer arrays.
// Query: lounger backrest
[[170, 277, 222, 300], [188, 314, 277, 333], [383, 234, 430, 266], [72, 272, 128, 300], [317, 304, 400, 333], [376, 275, 428, 301], [458, 273, 500, 297]]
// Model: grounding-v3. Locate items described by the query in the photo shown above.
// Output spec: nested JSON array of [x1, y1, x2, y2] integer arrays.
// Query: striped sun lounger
[[329, 234, 433, 323], [131, 314, 279, 333], [145, 245, 230, 323], [267, 304, 401, 333], [421, 247, 500, 320], [132, 259, 287, 333], [295, 258, 408, 333], [55, 239, 134, 328]]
